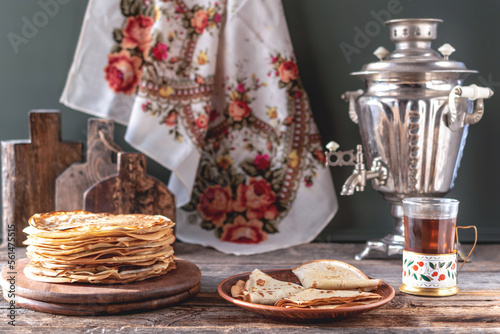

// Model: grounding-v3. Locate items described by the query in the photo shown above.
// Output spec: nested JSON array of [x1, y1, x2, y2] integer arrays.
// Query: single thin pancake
[[292, 259, 381, 291]]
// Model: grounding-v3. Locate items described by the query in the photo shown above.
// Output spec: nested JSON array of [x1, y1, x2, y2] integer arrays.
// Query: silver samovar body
[[326, 19, 493, 259]]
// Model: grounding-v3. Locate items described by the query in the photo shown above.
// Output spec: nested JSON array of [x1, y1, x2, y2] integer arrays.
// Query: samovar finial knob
[[438, 43, 456, 60]]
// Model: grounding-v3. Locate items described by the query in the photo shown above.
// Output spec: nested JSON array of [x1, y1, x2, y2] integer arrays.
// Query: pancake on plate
[[23, 211, 176, 284], [229, 259, 383, 308], [231, 269, 304, 305], [292, 259, 381, 291], [274, 288, 381, 309]]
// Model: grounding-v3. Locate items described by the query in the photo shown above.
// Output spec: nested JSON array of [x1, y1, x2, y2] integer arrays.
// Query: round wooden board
[[3, 283, 200, 316], [1, 258, 201, 304]]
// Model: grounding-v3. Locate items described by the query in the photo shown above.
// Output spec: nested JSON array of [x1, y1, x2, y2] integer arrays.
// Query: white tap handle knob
[[455, 84, 494, 100], [373, 46, 389, 61], [326, 141, 340, 152], [438, 43, 455, 60]]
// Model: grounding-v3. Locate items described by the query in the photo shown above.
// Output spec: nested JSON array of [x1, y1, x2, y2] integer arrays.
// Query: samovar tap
[[326, 143, 388, 196]]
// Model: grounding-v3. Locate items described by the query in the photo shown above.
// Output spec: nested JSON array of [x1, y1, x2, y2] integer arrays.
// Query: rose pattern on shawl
[[122, 15, 154, 57], [152, 42, 168, 61], [220, 215, 268, 244], [104, 51, 143, 95], [104, 0, 157, 95], [173, 3, 222, 37], [195, 113, 209, 129], [191, 10, 208, 34], [183, 148, 286, 243], [224, 75, 263, 128], [278, 60, 299, 83], [197, 185, 233, 227], [214, 13, 222, 23], [164, 111, 178, 126], [233, 178, 278, 220], [228, 100, 251, 122], [269, 53, 303, 99], [253, 154, 270, 171]]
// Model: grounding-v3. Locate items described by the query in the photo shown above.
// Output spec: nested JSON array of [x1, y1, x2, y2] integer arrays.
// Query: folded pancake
[[274, 288, 381, 308], [23, 211, 176, 284], [292, 260, 381, 291], [231, 280, 246, 300], [235, 269, 305, 305]]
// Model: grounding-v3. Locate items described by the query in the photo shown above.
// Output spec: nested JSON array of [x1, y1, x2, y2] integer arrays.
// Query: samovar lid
[[351, 18, 477, 80]]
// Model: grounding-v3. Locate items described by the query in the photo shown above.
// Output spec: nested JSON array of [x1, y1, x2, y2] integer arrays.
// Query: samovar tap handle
[[325, 141, 355, 167], [341, 89, 364, 124], [448, 84, 494, 129]]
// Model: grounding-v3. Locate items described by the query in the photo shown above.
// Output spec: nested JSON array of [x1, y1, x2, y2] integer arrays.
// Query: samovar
[[326, 18, 493, 259]]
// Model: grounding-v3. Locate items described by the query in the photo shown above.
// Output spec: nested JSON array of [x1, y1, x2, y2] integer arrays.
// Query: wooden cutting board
[[1, 111, 83, 246], [84, 152, 176, 221], [4, 284, 200, 316], [55, 118, 117, 211], [1, 258, 201, 315]]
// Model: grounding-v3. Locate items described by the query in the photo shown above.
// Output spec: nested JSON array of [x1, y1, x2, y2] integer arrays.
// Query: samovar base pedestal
[[355, 232, 405, 260], [354, 239, 403, 260], [355, 203, 405, 260]]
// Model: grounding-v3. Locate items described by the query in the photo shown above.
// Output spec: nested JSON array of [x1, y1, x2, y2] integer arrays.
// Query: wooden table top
[[1, 242, 499, 333]]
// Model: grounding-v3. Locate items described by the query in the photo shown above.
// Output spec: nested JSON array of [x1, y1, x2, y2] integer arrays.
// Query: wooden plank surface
[[1, 111, 83, 246], [0, 243, 499, 333], [55, 118, 117, 211]]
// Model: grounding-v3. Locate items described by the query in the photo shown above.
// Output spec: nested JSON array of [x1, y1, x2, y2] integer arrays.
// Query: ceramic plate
[[217, 269, 395, 322]]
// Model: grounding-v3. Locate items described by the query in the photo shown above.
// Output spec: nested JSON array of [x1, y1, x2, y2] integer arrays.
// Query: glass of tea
[[403, 198, 458, 254], [400, 197, 465, 297]]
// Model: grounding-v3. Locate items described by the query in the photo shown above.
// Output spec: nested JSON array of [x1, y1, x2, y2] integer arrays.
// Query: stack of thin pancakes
[[23, 211, 176, 284]]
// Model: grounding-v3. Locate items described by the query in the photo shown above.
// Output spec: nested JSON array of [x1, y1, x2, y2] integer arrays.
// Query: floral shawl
[[61, 0, 337, 254]]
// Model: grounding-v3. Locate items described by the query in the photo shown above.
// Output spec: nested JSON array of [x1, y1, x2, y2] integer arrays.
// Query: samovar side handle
[[342, 89, 364, 124], [448, 84, 494, 129]]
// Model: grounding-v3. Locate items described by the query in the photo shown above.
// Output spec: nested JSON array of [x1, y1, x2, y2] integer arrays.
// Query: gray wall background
[[1, 0, 498, 243]]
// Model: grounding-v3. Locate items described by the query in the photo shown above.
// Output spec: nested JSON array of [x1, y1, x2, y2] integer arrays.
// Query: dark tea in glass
[[404, 216, 456, 254], [402, 198, 459, 254]]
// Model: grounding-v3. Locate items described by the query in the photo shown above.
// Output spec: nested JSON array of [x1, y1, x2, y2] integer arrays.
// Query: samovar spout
[[341, 172, 360, 196]]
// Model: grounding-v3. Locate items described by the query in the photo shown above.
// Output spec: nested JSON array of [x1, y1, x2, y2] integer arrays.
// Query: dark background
[[1, 0, 498, 243]]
